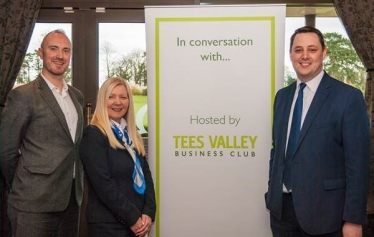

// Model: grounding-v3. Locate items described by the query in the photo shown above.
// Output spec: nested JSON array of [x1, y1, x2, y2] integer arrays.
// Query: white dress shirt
[[41, 73, 78, 142], [41, 74, 78, 178], [283, 70, 324, 192]]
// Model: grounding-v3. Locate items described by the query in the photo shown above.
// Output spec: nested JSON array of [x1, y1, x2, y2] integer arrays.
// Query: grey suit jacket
[[0, 76, 84, 212]]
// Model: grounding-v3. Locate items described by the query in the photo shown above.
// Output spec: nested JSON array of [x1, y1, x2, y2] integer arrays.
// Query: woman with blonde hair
[[80, 77, 155, 237]]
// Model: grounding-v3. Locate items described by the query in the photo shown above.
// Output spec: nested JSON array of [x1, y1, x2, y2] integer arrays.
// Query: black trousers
[[270, 193, 342, 237], [8, 182, 79, 237]]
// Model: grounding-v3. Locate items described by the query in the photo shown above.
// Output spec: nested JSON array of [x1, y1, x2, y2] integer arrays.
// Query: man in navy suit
[[265, 26, 370, 237]]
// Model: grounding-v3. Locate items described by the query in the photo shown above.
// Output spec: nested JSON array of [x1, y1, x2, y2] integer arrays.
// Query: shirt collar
[[296, 70, 324, 93], [40, 73, 69, 94], [110, 118, 127, 130]]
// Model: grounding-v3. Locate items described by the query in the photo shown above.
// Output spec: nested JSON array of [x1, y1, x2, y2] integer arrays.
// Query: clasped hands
[[131, 214, 152, 237]]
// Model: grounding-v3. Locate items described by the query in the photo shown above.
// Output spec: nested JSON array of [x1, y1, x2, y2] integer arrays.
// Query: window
[[23, 4, 359, 134], [99, 23, 148, 136]]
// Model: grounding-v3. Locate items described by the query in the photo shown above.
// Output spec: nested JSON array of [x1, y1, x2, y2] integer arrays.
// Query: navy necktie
[[284, 83, 306, 191]]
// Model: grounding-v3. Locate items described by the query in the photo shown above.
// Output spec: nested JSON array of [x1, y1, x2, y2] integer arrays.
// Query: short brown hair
[[289, 26, 325, 52]]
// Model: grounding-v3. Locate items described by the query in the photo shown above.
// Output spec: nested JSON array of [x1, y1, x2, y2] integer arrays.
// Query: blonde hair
[[91, 77, 145, 156]]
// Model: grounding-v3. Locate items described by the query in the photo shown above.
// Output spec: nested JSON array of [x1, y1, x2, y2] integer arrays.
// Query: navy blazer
[[79, 125, 156, 228], [265, 72, 370, 235]]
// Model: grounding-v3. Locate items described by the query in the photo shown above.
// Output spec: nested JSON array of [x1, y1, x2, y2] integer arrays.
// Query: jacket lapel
[[68, 87, 83, 143], [297, 74, 331, 149], [280, 83, 297, 155], [36, 76, 74, 143]]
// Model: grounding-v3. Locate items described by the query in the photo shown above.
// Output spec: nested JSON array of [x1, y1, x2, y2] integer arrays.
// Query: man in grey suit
[[0, 29, 84, 237]]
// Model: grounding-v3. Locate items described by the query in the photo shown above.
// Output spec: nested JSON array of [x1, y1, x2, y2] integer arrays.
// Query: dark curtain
[[0, 0, 42, 236], [0, 0, 42, 114], [332, 0, 374, 214]]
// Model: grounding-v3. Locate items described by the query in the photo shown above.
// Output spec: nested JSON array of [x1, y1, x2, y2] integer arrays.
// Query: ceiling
[[41, 0, 337, 17]]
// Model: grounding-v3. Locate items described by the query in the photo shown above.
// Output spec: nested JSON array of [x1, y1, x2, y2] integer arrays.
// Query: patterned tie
[[111, 122, 146, 194], [123, 126, 146, 194], [123, 126, 130, 145], [283, 83, 306, 191]]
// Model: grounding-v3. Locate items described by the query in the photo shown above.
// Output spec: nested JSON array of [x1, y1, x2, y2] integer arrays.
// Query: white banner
[[145, 5, 285, 237]]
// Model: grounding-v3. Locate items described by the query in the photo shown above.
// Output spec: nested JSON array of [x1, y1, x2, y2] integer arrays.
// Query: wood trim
[[41, 0, 332, 9], [41, 0, 197, 9]]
